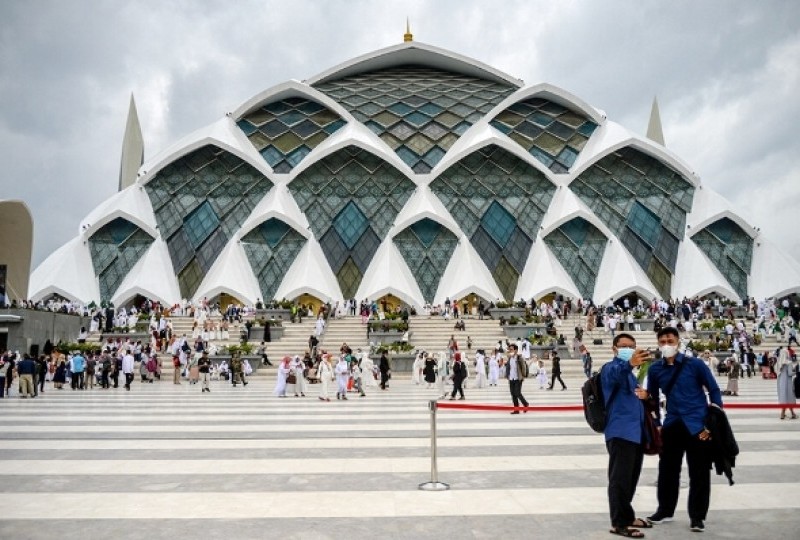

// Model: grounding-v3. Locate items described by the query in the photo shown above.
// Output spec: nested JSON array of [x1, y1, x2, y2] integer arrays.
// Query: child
[[536, 359, 548, 389]]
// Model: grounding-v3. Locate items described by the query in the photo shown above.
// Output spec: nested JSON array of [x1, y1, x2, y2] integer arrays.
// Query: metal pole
[[419, 399, 449, 491]]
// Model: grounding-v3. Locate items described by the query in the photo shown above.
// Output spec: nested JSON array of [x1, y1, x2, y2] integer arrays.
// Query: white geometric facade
[[29, 41, 800, 308]]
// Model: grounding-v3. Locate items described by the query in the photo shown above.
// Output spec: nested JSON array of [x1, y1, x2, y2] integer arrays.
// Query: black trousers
[[549, 372, 566, 389], [71, 372, 84, 390], [124, 373, 133, 389], [380, 371, 389, 389], [607, 438, 644, 528], [451, 378, 464, 399], [509, 379, 528, 407], [656, 421, 713, 521]]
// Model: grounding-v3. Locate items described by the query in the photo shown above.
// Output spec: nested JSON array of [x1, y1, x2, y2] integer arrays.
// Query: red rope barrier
[[435, 402, 799, 412]]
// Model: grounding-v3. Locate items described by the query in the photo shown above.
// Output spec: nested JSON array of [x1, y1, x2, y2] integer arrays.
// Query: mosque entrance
[[295, 294, 324, 316], [377, 294, 404, 314], [216, 293, 245, 312]]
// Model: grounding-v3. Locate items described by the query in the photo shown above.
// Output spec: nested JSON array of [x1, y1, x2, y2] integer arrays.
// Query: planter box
[[386, 353, 415, 372], [503, 324, 548, 340], [247, 325, 285, 342], [208, 355, 261, 373], [693, 330, 719, 340], [369, 330, 405, 344], [488, 307, 526, 320], [632, 319, 656, 331], [255, 308, 292, 321], [99, 332, 151, 343], [530, 345, 572, 358]]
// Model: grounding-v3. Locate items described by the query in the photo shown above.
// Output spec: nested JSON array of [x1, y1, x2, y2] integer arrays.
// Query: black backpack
[[582, 366, 614, 433]]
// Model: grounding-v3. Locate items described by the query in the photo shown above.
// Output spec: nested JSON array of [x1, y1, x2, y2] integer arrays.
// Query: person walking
[[273, 356, 290, 397], [379, 351, 390, 390], [488, 349, 500, 386], [317, 354, 333, 401], [449, 352, 466, 400], [17, 354, 36, 398], [602, 333, 652, 538], [335, 355, 350, 400], [121, 349, 135, 391], [547, 351, 566, 390], [505, 344, 529, 414], [776, 348, 797, 419], [198, 351, 211, 393], [647, 327, 723, 533], [423, 353, 436, 389], [474, 350, 488, 389]]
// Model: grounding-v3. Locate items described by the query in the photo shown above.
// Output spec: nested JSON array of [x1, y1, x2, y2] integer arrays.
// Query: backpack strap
[[662, 357, 686, 398]]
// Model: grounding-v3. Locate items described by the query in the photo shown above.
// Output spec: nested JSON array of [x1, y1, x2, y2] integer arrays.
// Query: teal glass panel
[[333, 201, 369, 250], [242, 218, 307, 301], [481, 201, 516, 248], [145, 145, 273, 298], [314, 66, 515, 172], [627, 201, 661, 247], [410, 218, 442, 248], [88, 219, 154, 301]]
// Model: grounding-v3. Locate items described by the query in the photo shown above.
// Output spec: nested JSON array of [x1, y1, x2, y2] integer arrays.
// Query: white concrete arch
[[357, 240, 425, 310], [538, 186, 615, 240], [193, 241, 262, 305], [686, 186, 757, 239], [672, 238, 740, 301], [516, 237, 582, 301], [435, 236, 503, 304], [283, 122, 418, 185], [138, 117, 276, 187], [592, 237, 659, 305], [236, 185, 311, 242], [79, 186, 158, 239], [29, 236, 100, 304], [388, 186, 462, 240], [274, 239, 343, 304], [567, 131, 700, 189], [430, 122, 557, 184], [111, 238, 180, 307], [306, 41, 523, 88], [232, 80, 353, 122]]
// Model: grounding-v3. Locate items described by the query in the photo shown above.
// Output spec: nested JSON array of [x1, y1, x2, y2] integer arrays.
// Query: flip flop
[[632, 518, 653, 528], [610, 527, 645, 538]]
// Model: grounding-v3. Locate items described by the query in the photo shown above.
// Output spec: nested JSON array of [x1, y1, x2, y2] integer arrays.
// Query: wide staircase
[[317, 317, 371, 354], [406, 316, 506, 357]]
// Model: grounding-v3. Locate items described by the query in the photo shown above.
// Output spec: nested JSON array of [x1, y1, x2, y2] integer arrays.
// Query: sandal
[[610, 527, 645, 538], [632, 519, 653, 528]]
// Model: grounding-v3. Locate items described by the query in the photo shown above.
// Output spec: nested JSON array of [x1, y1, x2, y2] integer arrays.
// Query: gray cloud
[[1, 0, 798, 270]]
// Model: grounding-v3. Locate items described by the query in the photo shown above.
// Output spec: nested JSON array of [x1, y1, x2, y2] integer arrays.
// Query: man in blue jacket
[[647, 327, 723, 533], [602, 333, 652, 538]]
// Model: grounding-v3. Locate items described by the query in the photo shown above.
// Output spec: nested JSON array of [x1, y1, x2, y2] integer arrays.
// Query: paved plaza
[[0, 372, 798, 539]]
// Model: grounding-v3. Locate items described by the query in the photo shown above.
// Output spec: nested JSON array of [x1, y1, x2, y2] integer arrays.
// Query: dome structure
[[29, 40, 800, 308]]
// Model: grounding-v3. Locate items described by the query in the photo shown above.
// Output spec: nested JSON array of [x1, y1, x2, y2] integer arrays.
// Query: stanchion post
[[419, 399, 449, 491]]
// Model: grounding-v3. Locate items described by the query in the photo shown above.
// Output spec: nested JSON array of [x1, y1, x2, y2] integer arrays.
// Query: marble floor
[[0, 371, 798, 539]]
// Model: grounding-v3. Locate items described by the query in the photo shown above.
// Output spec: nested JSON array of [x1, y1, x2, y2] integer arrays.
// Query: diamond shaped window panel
[[237, 97, 346, 173], [394, 219, 458, 303], [288, 146, 415, 299], [543, 218, 607, 298], [88, 218, 154, 301], [314, 66, 516, 173], [431, 145, 556, 300], [481, 201, 516, 248], [241, 218, 307, 301], [691, 217, 753, 299], [145, 145, 273, 298], [570, 146, 696, 299], [490, 97, 598, 173]]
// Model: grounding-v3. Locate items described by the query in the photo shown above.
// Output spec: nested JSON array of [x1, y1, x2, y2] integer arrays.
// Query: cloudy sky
[[1, 0, 798, 269]]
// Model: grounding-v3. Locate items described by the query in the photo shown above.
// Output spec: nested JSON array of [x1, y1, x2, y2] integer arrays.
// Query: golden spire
[[403, 18, 413, 42]]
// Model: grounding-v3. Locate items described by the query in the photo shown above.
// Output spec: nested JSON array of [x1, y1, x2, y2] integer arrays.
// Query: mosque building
[[28, 27, 800, 309]]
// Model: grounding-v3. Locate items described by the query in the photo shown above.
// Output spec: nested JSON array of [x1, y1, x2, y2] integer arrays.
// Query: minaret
[[118, 93, 144, 191], [646, 96, 665, 146], [403, 18, 413, 42]]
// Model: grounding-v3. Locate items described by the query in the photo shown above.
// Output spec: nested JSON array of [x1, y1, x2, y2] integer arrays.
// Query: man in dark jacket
[[17, 354, 36, 398], [449, 352, 466, 400]]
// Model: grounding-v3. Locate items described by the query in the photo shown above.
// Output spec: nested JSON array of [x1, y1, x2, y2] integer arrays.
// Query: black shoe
[[510, 411, 520, 415], [690, 520, 704, 532], [647, 511, 673, 524]]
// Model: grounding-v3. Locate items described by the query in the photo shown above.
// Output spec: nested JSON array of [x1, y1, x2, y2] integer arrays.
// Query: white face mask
[[659, 344, 678, 358]]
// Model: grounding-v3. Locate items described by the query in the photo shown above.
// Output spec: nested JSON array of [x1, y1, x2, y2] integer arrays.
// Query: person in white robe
[[360, 350, 377, 388], [291, 355, 306, 397], [315, 316, 325, 337], [273, 356, 291, 397], [317, 354, 334, 401], [436, 352, 449, 399], [536, 359, 548, 389], [334, 356, 350, 400], [412, 352, 423, 385], [243, 359, 253, 376], [474, 350, 487, 388], [488, 351, 500, 386]]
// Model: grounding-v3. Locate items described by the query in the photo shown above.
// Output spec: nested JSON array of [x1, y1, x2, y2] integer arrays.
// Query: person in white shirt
[[317, 354, 334, 401], [488, 350, 500, 386], [121, 349, 135, 391], [474, 350, 487, 388], [335, 357, 350, 400]]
